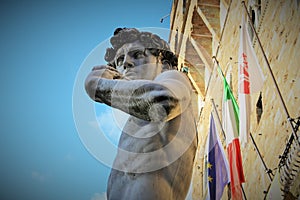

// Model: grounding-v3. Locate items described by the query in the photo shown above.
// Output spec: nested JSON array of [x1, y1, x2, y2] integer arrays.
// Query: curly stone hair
[[104, 28, 178, 70]]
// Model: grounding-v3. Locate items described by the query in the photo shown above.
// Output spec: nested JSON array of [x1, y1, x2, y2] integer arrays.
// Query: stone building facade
[[168, 0, 300, 199]]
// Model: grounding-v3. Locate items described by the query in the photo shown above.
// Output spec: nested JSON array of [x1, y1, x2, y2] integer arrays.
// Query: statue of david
[[85, 28, 197, 200]]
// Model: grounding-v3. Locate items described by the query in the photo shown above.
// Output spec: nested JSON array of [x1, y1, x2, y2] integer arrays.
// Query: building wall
[[169, 0, 300, 199]]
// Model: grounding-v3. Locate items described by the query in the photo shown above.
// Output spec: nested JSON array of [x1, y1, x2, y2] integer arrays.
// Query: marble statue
[[85, 28, 197, 200]]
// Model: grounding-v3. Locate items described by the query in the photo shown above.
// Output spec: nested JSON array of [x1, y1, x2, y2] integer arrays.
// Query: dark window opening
[[256, 92, 263, 124], [251, 9, 256, 25], [183, 0, 186, 14], [248, 0, 262, 41]]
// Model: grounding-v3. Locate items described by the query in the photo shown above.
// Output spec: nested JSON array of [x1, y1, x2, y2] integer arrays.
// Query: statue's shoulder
[[155, 70, 192, 88], [155, 70, 189, 81], [157, 70, 186, 78]]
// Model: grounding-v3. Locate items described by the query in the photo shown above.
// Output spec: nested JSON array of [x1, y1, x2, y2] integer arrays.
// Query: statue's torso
[[107, 104, 197, 200]]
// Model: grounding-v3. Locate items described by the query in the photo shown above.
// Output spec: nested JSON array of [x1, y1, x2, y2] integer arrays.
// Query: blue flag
[[207, 114, 230, 200]]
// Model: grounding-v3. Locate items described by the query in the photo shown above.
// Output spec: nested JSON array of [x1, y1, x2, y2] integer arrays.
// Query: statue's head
[[104, 28, 178, 70]]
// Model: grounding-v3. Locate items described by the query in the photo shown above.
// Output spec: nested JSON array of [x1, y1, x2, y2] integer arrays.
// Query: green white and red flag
[[223, 77, 245, 200]]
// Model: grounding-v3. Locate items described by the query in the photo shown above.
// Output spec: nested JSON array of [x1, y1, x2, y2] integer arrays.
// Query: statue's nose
[[123, 62, 134, 69], [123, 55, 134, 69]]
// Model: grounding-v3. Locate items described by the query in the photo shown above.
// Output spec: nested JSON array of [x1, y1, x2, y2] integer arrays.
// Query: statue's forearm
[[95, 78, 181, 121]]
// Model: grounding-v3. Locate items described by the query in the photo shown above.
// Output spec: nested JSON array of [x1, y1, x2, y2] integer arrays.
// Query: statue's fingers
[[106, 66, 120, 73], [92, 65, 107, 71]]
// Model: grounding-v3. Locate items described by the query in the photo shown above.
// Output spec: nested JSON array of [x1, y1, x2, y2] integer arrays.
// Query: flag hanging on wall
[[238, 14, 265, 147], [207, 113, 230, 200], [223, 77, 245, 200]]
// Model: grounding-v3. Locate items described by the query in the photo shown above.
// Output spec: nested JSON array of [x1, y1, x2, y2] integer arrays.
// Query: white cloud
[[31, 171, 48, 182], [97, 108, 128, 131], [89, 107, 129, 145], [64, 153, 74, 161], [91, 192, 107, 200]]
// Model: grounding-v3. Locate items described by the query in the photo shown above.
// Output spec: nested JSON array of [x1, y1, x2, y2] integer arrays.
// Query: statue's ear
[[162, 60, 172, 71]]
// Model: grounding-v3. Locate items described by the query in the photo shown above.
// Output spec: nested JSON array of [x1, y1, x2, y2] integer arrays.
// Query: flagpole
[[215, 0, 232, 57], [241, 185, 247, 200], [211, 98, 226, 141], [204, 0, 232, 98], [241, 1, 298, 142], [212, 56, 226, 79], [250, 133, 273, 181]]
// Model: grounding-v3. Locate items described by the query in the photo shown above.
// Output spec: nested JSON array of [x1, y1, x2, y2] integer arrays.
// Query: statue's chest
[[118, 117, 169, 153]]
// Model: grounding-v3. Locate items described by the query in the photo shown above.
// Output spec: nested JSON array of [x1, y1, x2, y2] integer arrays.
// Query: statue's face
[[114, 41, 162, 80]]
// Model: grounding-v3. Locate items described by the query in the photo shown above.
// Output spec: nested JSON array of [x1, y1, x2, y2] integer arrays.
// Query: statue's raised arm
[[86, 68, 192, 122]]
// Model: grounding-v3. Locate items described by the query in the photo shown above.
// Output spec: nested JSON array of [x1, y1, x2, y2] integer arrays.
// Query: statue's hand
[[85, 65, 122, 102], [91, 65, 122, 79]]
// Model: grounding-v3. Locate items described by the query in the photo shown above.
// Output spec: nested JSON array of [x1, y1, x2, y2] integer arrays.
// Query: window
[[256, 92, 263, 124], [183, 0, 186, 15], [248, 0, 262, 40]]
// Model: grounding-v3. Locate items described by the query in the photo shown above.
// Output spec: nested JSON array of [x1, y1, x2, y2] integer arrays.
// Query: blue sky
[[0, 1, 172, 199]]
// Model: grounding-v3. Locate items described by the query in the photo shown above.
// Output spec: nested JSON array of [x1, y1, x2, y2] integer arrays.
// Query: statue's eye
[[116, 55, 124, 66], [132, 50, 145, 59]]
